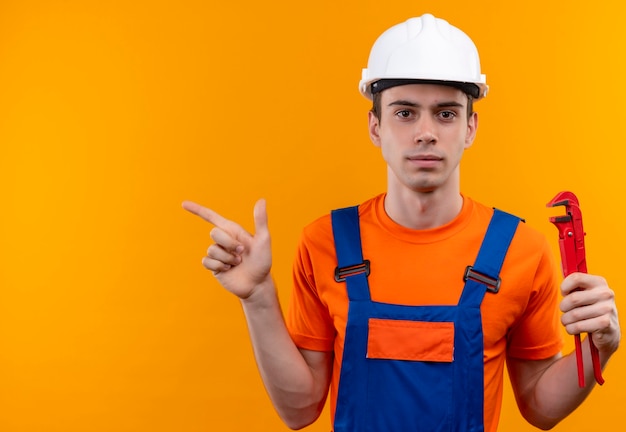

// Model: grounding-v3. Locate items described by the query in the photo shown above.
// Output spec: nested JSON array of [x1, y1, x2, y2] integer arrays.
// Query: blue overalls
[[331, 206, 521, 432]]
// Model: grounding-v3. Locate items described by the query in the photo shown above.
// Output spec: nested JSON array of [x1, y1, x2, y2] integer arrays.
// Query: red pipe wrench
[[547, 191, 604, 387]]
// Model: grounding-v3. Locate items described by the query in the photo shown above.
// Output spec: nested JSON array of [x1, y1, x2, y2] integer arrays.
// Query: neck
[[384, 188, 464, 230]]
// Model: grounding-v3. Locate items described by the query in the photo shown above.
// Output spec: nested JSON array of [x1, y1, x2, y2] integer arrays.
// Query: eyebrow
[[387, 100, 465, 109]]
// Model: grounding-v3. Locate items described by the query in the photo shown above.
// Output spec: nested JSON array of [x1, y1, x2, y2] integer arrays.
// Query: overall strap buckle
[[463, 266, 501, 293], [335, 260, 371, 282]]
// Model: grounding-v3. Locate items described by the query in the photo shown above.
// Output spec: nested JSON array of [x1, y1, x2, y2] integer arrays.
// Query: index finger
[[182, 200, 230, 227], [561, 272, 607, 296]]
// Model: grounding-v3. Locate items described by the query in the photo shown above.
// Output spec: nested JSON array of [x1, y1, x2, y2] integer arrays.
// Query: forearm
[[513, 337, 614, 429], [240, 277, 328, 429]]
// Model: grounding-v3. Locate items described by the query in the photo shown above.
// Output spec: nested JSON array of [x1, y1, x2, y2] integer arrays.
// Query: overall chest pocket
[[367, 318, 455, 362]]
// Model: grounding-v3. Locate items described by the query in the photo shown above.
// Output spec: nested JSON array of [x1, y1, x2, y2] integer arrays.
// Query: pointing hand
[[183, 199, 272, 299]]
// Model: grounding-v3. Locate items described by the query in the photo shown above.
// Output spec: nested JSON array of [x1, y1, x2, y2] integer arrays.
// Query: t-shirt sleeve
[[507, 237, 564, 360], [285, 229, 335, 352]]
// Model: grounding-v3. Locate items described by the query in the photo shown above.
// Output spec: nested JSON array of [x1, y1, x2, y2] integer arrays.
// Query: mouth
[[408, 154, 442, 160], [406, 154, 443, 168]]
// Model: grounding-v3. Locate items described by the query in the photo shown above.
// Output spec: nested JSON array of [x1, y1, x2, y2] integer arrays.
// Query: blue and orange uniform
[[287, 194, 563, 431]]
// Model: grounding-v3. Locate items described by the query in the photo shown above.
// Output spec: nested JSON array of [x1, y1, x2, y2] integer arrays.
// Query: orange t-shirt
[[286, 194, 564, 432]]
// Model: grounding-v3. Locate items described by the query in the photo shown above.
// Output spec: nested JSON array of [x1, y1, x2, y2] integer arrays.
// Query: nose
[[414, 117, 437, 145]]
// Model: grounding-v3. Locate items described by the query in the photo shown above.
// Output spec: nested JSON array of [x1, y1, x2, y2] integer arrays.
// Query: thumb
[[253, 198, 269, 237]]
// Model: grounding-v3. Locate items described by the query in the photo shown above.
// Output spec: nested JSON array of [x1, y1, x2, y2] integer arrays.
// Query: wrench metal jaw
[[546, 191, 604, 387], [546, 191, 587, 277]]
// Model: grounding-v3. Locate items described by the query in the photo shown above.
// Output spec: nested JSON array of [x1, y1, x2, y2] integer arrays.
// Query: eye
[[438, 110, 457, 121], [395, 109, 413, 119]]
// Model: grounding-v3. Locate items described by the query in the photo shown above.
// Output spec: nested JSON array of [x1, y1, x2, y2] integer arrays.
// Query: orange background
[[1, 1, 624, 431]]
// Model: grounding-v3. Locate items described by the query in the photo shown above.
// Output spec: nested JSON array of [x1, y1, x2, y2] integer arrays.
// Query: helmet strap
[[371, 79, 480, 99]]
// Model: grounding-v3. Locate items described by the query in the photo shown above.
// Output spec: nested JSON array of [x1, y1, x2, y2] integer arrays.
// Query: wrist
[[240, 275, 276, 308]]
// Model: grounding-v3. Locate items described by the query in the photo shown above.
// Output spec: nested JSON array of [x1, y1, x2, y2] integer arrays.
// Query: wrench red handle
[[547, 191, 604, 387]]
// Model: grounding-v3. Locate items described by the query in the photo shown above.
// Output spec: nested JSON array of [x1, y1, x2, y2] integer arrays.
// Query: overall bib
[[331, 206, 521, 432]]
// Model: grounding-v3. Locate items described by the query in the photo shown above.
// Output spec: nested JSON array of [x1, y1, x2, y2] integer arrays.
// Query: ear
[[464, 111, 478, 149], [368, 111, 381, 148]]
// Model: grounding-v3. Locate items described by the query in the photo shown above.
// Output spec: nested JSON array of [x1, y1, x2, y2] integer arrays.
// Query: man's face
[[368, 84, 477, 196]]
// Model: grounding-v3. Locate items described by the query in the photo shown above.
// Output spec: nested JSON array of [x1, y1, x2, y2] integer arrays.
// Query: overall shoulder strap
[[461, 209, 522, 303], [331, 206, 371, 301]]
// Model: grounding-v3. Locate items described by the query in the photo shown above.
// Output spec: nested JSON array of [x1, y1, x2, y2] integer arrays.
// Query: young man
[[183, 14, 620, 431]]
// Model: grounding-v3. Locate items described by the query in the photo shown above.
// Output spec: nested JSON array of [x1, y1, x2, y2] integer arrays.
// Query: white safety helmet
[[359, 14, 488, 101]]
